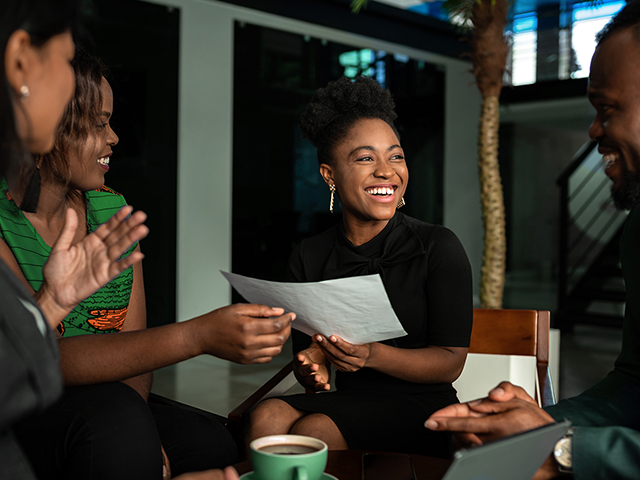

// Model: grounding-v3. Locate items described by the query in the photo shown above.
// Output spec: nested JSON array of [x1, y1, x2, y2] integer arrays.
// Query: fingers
[[488, 382, 537, 405], [452, 432, 484, 448], [467, 398, 534, 416], [233, 303, 288, 319], [108, 250, 145, 279], [225, 467, 240, 480], [427, 402, 476, 422], [92, 207, 149, 260], [241, 312, 296, 336], [173, 468, 234, 480], [313, 380, 331, 391], [105, 214, 149, 261], [425, 414, 504, 434], [314, 335, 346, 356], [51, 208, 79, 253], [92, 205, 134, 241]]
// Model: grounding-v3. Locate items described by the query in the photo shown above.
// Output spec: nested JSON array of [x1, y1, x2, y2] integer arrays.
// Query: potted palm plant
[[352, 0, 508, 308]]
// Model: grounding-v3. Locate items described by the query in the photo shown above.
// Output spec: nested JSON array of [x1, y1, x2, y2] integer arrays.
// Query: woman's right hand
[[189, 304, 295, 364], [294, 342, 330, 391]]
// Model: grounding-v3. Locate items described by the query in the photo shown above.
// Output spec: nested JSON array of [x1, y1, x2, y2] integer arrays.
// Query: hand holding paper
[[221, 271, 407, 345]]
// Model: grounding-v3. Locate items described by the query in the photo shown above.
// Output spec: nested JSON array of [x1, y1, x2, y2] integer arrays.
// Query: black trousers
[[14, 382, 238, 479]]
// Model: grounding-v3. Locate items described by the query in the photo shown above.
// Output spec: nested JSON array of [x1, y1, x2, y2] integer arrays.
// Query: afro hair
[[300, 76, 398, 164]]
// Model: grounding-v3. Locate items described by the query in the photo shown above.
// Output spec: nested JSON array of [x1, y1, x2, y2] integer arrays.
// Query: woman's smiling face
[[68, 77, 119, 191], [321, 117, 408, 225]]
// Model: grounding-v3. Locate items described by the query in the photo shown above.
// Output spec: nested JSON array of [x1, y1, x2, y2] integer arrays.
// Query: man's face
[[589, 27, 640, 210]]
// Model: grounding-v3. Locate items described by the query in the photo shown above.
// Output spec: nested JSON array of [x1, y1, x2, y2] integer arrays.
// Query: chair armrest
[[228, 361, 296, 427], [537, 365, 556, 407]]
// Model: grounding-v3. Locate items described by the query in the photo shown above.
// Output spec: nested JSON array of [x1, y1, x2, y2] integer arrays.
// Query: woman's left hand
[[314, 334, 372, 372], [37, 206, 149, 326]]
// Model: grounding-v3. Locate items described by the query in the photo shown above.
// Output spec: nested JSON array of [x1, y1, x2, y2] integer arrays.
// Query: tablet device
[[441, 419, 572, 480]]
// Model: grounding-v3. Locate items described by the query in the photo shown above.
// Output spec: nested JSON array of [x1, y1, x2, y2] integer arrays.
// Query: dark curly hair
[[300, 76, 399, 165], [596, 0, 640, 46], [31, 48, 108, 188], [1, 0, 82, 179]]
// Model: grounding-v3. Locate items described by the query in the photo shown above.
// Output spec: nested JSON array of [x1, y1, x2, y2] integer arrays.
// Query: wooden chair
[[458, 308, 555, 408], [226, 308, 556, 445]]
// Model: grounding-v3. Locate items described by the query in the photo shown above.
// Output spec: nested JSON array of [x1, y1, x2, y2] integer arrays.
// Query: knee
[[251, 399, 291, 424], [290, 413, 333, 437], [249, 398, 300, 433]]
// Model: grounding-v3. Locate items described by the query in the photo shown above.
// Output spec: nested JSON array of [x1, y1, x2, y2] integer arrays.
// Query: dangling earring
[[329, 184, 336, 213], [396, 197, 405, 209], [19, 85, 30, 102]]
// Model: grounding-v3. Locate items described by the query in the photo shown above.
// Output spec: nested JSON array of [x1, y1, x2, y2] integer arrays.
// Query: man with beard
[[424, 2, 640, 479]]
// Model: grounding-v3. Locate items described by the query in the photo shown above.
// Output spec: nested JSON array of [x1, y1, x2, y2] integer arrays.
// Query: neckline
[[338, 211, 402, 254], [1, 177, 91, 251]]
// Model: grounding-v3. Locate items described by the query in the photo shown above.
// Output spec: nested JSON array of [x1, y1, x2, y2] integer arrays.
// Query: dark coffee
[[258, 443, 320, 455]]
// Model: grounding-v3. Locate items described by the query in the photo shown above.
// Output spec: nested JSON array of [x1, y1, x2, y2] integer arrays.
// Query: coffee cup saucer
[[239, 472, 338, 480]]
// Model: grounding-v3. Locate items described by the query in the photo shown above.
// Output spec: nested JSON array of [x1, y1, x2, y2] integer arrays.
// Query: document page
[[221, 271, 406, 344]]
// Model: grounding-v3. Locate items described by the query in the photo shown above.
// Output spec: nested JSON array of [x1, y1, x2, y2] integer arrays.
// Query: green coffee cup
[[250, 434, 328, 480]]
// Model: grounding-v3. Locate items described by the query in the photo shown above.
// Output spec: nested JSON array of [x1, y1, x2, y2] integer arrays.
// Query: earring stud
[[19, 85, 30, 101]]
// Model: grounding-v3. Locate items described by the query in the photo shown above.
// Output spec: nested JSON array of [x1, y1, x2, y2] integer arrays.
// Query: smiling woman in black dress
[[247, 76, 473, 457]]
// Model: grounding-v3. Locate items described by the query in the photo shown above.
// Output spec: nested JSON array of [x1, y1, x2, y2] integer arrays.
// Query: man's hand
[[191, 304, 295, 364], [314, 334, 372, 373], [294, 342, 330, 391], [425, 382, 554, 445], [38, 206, 148, 327]]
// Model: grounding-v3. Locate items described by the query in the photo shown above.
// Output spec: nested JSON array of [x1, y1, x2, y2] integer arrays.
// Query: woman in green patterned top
[[0, 50, 292, 480]]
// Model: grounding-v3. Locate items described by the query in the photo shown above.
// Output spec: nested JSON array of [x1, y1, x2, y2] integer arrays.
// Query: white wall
[[145, 0, 484, 314]]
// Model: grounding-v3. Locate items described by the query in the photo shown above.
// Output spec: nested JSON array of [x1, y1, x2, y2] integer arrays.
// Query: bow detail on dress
[[323, 213, 425, 280]]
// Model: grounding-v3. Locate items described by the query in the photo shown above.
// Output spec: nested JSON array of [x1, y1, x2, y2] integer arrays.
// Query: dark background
[[83, 0, 179, 328]]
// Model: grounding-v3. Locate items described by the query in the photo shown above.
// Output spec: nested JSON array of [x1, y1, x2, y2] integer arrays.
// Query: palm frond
[[351, 0, 369, 13]]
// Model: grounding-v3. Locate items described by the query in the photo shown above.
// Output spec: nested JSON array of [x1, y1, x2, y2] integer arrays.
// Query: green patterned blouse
[[0, 178, 138, 337]]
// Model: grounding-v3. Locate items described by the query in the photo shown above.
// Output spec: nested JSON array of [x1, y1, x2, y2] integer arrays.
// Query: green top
[[0, 178, 137, 337]]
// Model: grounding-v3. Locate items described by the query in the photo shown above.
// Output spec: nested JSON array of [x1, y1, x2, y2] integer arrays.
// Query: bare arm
[[367, 342, 467, 383], [58, 303, 294, 386], [0, 210, 294, 385], [315, 334, 468, 384], [117, 251, 151, 400]]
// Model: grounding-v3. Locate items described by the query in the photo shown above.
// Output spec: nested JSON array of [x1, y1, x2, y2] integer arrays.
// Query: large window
[[510, 13, 538, 85], [507, 0, 624, 85], [570, 1, 625, 78], [370, 0, 626, 86]]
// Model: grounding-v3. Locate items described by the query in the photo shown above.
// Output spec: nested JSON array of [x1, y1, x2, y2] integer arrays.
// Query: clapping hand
[[294, 342, 331, 391], [37, 206, 148, 327]]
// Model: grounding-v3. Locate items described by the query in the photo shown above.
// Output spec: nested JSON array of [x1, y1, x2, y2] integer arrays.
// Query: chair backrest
[[453, 309, 554, 407]]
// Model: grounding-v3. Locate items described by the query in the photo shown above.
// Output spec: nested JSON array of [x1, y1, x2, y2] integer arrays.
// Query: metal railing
[[557, 140, 627, 312]]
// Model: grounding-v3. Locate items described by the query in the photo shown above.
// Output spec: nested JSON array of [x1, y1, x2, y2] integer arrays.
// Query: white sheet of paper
[[221, 271, 407, 344]]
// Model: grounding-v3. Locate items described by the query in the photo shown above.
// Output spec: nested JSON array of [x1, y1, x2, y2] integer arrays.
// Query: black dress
[[278, 212, 473, 457]]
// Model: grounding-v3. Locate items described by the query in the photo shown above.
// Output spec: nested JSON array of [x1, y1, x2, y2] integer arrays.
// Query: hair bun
[[300, 76, 397, 147]]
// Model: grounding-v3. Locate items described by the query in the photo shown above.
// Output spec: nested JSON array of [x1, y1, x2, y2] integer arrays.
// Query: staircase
[[556, 140, 628, 330]]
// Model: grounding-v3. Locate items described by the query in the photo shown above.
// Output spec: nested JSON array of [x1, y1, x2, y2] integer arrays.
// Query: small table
[[234, 450, 452, 480]]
